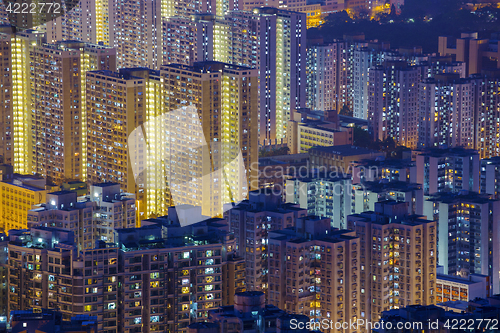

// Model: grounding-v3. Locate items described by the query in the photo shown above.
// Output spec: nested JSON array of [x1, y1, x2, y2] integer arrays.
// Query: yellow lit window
[[182, 287, 189, 294]]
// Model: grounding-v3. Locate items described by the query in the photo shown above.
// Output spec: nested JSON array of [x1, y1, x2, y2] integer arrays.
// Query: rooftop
[[289, 174, 351, 183], [93, 182, 120, 187], [163, 61, 253, 73], [310, 145, 384, 157], [437, 274, 481, 285], [425, 191, 494, 204], [356, 158, 415, 168], [298, 120, 343, 132], [481, 156, 500, 165], [418, 147, 479, 158], [361, 181, 422, 193], [87, 70, 144, 81], [349, 209, 434, 227]]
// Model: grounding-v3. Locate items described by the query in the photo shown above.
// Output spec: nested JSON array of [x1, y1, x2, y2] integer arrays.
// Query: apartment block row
[[305, 33, 500, 156], [0, 30, 261, 223], [2, 7, 308, 145], [285, 147, 500, 295], [4, 209, 245, 333]]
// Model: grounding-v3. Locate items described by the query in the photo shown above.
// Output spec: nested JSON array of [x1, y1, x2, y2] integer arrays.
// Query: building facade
[[6, 212, 243, 333], [418, 74, 476, 149], [285, 175, 352, 228], [347, 201, 437, 322], [368, 61, 422, 149], [415, 148, 480, 196], [226, 190, 307, 296], [423, 192, 500, 294], [268, 218, 360, 332]]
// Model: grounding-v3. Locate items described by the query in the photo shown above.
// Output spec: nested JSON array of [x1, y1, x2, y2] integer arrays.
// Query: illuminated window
[[182, 287, 189, 294]]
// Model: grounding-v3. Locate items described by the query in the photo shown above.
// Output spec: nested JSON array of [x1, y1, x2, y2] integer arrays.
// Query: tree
[[353, 126, 371, 147], [339, 105, 353, 117], [259, 146, 290, 158]]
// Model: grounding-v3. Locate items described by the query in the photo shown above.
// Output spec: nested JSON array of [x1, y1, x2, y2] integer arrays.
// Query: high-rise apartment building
[[30, 41, 116, 184], [214, 10, 257, 67], [8, 29, 45, 174], [162, 0, 218, 18], [481, 156, 500, 199], [88, 183, 136, 243], [268, 217, 360, 331], [214, 8, 307, 144], [347, 201, 437, 322], [162, 15, 215, 66], [353, 42, 391, 120], [0, 32, 11, 165], [351, 181, 423, 215], [27, 183, 135, 251], [306, 35, 367, 115], [46, 0, 113, 46], [30, 43, 81, 183], [368, 61, 422, 149], [114, 0, 162, 69], [285, 175, 352, 228], [415, 148, 480, 196], [418, 74, 476, 149], [306, 42, 337, 112], [351, 158, 416, 184], [474, 72, 500, 159], [423, 192, 500, 294], [252, 7, 306, 144], [353, 47, 464, 122], [86, 69, 145, 193], [226, 190, 307, 295], [421, 55, 466, 79], [140, 62, 259, 219]]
